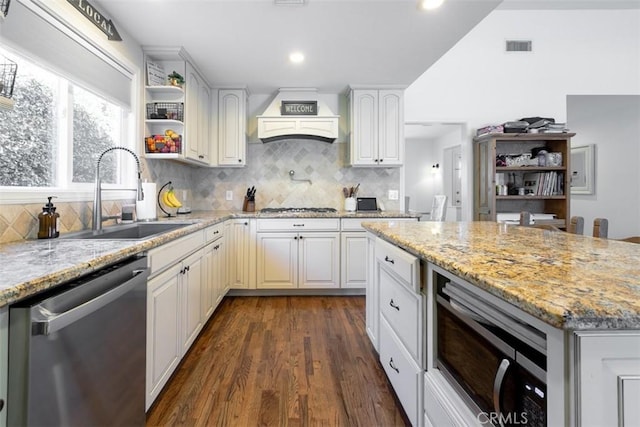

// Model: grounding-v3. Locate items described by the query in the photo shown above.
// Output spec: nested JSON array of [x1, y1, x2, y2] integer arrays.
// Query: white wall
[[568, 95, 640, 239], [405, 9, 640, 222], [405, 137, 436, 213]]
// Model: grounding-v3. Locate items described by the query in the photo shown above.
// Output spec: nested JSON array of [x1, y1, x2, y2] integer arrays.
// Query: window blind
[[0, 0, 132, 108]]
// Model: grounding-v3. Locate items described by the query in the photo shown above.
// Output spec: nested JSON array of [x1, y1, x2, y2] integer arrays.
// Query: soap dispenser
[[38, 196, 60, 239]]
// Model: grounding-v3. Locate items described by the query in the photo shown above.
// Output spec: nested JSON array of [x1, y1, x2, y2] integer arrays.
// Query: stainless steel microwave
[[435, 280, 547, 427]]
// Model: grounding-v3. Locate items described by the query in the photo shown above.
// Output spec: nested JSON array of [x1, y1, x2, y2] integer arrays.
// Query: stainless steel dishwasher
[[8, 255, 149, 426]]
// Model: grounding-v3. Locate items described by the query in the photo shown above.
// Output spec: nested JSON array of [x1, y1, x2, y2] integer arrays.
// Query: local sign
[[281, 101, 318, 116], [67, 0, 122, 41]]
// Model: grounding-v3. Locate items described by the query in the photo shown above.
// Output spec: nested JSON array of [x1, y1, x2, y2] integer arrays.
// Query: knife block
[[243, 196, 255, 212]]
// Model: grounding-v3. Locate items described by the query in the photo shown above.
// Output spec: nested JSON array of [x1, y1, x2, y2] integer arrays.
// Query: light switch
[[388, 190, 399, 200]]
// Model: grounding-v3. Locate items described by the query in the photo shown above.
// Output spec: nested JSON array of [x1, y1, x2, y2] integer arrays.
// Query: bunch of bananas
[[162, 188, 183, 208]]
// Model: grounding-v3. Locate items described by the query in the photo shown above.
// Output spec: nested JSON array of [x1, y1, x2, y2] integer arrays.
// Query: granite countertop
[[0, 210, 417, 308], [362, 221, 640, 330]]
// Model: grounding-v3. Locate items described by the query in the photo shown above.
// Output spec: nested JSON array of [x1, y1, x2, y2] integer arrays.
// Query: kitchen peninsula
[[363, 220, 640, 426]]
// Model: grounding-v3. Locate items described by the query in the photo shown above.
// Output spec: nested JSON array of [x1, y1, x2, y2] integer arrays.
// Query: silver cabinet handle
[[493, 358, 511, 427], [384, 255, 394, 264], [389, 299, 400, 311], [32, 268, 148, 336], [389, 358, 399, 373]]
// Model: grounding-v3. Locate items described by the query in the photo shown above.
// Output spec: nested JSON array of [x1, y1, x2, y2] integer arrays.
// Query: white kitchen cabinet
[[146, 230, 206, 409], [374, 236, 424, 426], [202, 223, 224, 320], [146, 262, 181, 410], [256, 219, 340, 289], [574, 331, 640, 427], [228, 219, 256, 289], [0, 307, 7, 427], [184, 63, 210, 165], [348, 88, 404, 167], [341, 232, 369, 289], [256, 232, 340, 289], [217, 89, 247, 167]]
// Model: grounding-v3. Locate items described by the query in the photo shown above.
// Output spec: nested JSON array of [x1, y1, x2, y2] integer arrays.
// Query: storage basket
[[146, 102, 184, 121], [145, 134, 182, 154], [0, 59, 17, 99]]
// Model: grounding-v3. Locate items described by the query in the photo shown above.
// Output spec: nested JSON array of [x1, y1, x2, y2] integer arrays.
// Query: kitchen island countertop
[[0, 210, 418, 308], [363, 221, 640, 330]]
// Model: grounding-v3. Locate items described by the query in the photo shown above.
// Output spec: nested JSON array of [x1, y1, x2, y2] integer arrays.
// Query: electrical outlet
[[388, 190, 399, 200], [225, 190, 233, 201]]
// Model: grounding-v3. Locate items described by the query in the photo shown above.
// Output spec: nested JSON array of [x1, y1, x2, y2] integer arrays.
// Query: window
[[0, 47, 131, 192]]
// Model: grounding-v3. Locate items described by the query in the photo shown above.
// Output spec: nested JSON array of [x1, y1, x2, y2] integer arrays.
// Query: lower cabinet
[[228, 219, 256, 289], [0, 307, 7, 427], [341, 232, 368, 289], [374, 236, 424, 426], [202, 235, 225, 321], [574, 331, 640, 427]]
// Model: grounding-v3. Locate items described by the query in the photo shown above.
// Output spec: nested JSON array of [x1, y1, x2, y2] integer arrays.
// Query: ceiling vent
[[506, 40, 532, 52], [274, 0, 306, 5]]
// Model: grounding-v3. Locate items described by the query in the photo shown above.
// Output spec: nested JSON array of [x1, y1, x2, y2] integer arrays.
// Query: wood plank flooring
[[146, 296, 410, 427]]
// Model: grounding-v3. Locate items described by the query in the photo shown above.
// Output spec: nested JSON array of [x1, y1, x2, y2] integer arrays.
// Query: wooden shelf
[[496, 195, 566, 200], [496, 166, 566, 172]]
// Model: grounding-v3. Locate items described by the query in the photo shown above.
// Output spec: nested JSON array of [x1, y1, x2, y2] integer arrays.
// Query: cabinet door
[[218, 89, 246, 166], [181, 250, 203, 355], [341, 232, 368, 289], [299, 232, 340, 288], [229, 220, 253, 289], [0, 307, 7, 427], [377, 89, 403, 165], [350, 90, 378, 166], [213, 237, 225, 307], [256, 233, 297, 289], [146, 264, 182, 410], [575, 331, 640, 427], [474, 139, 495, 221], [197, 83, 211, 164], [201, 242, 216, 320], [366, 234, 379, 351], [184, 64, 200, 162]]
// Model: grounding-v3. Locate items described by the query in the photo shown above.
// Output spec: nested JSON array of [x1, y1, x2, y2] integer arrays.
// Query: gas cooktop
[[259, 207, 337, 213]]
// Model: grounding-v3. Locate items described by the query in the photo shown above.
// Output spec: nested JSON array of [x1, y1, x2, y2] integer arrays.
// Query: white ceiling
[[96, 0, 501, 94]]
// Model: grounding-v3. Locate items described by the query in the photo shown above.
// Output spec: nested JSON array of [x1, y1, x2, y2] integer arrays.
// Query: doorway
[[402, 122, 466, 221]]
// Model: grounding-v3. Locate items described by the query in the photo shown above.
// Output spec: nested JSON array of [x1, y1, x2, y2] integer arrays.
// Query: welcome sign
[[281, 101, 318, 116]]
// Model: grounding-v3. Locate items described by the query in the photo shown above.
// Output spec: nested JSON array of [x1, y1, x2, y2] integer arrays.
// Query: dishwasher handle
[[32, 268, 148, 336]]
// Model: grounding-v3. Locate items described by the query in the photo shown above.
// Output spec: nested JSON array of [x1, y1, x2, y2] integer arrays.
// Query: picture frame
[[570, 144, 595, 194], [146, 61, 165, 86]]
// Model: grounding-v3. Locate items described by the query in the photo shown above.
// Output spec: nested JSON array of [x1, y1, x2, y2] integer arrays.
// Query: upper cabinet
[[348, 88, 404, 167], [216, 88, 247, 167], [143, 47, 211, 167]]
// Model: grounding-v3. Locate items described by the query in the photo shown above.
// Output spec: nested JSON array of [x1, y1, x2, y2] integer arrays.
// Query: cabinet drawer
[[257, 218, 340, 232], [379, 317, 422, 427], [341, 217, 417, 231], [205, 223, 223, 242], [148, 231, 204, 276], [375, 238, 419, 292], [379, 267, 423, 363]]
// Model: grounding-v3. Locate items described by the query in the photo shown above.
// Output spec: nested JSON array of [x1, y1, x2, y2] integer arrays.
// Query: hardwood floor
[[146, 296, 410, 426]]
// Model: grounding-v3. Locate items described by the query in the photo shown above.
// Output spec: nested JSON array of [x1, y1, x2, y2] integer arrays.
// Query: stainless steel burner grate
[[260, 207, 337, 213]]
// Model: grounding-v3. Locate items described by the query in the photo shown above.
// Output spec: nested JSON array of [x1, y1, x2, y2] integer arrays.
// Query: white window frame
[[0, 4, 141, 206]]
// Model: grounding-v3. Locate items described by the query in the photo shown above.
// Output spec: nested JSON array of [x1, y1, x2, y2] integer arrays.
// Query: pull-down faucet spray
[[93, 146, 144, 231]]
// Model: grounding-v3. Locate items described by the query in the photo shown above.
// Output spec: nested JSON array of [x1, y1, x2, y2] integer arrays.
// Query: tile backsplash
[[1, 139, 400, 243]]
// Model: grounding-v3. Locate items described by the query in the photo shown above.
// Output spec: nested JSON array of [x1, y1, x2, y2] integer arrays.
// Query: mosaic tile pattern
[[192, 140, 400, 211], [1, 139, 400, 243]]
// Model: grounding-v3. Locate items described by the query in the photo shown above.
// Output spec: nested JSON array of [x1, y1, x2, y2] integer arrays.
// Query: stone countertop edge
[[0, 210, 417, 308], [361, 221, 640, 331]]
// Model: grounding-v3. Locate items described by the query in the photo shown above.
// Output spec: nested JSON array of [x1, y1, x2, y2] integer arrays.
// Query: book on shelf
[[522, 171, 563, 196]]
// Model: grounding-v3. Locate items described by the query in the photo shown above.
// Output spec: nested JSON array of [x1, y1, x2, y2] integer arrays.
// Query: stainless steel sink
[[61, 222, 193, 240]]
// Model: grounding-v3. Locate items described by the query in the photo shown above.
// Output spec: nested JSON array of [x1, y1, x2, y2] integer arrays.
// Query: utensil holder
[[243, 197, 255, 212], [344, 197, 356, 212]]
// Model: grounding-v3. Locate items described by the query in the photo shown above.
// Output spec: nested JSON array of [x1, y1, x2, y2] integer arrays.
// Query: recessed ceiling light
[[289, 52, 305, 64], [419, 0, 445, 10]]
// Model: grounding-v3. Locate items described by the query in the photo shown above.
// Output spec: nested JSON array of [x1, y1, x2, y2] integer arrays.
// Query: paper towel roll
[[136, 182, 157, 220]]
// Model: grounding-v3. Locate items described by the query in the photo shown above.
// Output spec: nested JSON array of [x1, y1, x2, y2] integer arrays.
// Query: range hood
[[257, 88, 339, 143]]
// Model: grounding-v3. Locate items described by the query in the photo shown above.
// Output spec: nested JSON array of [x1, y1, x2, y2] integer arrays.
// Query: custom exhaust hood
[[257, 88, 339, 143]]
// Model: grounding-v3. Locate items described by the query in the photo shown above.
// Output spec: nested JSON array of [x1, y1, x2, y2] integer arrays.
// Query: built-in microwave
[[435, 279, 547, 427]]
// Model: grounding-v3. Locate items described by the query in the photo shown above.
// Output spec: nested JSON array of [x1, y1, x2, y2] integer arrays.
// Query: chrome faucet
[[93, 146, 144, 231]]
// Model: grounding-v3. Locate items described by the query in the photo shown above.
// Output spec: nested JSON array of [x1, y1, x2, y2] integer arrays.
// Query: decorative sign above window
[[281, 101, 318, 116], [67, 0, 122, 41]]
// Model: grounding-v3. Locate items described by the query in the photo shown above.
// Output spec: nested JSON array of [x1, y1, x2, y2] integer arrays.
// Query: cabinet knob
[[199, 155, 204, 159], [379, 159, 384, 163], [374, 159, 379, 163], [244, 222, 248, 226], [384, 255, 395, 264], [238, 159, 242, 163], [294, 236, 298, 240]]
